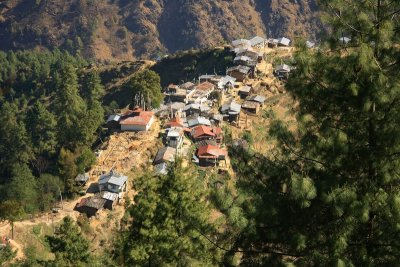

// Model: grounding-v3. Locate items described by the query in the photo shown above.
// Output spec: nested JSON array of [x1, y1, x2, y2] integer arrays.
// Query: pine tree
[[231, 1, 400, 266], [0, 200, 23, 240], [46, 216, 94, 267], [55, 64, 86, 148], [58, 148, 79, 196], [26, 100, 57, 156], [119, 163, 222, 266], [7, 163, 39, 214], [0, 102, 32, 175], [26, 101, 57, 174], [37, 174, 63, 212], [81, 71, 104, 106], [81, 71, 104, 145], [127, 69, 163, 109]]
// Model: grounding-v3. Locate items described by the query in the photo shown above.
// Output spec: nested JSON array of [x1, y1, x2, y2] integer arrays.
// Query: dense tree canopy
[[0, 51, 103, 218], [127, 69, 164, 109], [117, 163, 222, 266], [46, 216, 94, 267], [226, 1, 400, 266]]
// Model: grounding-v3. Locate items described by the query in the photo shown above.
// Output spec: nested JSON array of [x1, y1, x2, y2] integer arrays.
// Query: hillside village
[[1, 2, 399, 265], [70, 35, 305, 218], [1, 34, 307, 256]]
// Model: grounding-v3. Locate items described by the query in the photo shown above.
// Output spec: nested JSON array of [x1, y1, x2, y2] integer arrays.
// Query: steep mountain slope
[[0, 0, 320, 60]]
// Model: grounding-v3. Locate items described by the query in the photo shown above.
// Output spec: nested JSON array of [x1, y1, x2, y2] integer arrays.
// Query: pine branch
[[194, 227, 303, 257], [327, 4, 365, 34], [374, 8, 400, 26]]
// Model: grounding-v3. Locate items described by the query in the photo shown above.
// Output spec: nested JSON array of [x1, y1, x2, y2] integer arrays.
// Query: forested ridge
[[2, 0, 400, 266], [0, 50, 104, 218]]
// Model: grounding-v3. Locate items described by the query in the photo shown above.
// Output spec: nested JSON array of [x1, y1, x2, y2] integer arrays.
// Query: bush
[[242, 131, 253, 145], [76, 147, 97, 173]]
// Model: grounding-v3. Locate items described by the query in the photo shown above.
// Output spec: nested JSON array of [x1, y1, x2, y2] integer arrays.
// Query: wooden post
[[59, 187, 64, 210], [11, 221, 14, 240]]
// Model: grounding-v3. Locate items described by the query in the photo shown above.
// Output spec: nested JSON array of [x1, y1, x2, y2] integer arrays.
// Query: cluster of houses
[[148, 36, 287, 173], [75, 34, 303, 217], [153, 109, 227, 173], [74, 171, 128, 217]]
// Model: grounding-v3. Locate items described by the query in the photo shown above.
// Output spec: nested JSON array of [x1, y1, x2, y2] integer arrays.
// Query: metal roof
[[108, 175, 128, 187], [75, 173, 89, 182], [199, 74, 216, 80], [227, 65, 251, 74], [278, 37, 291, 46], [197, 144, 227, 158], [234, 55, 253, 62], [191, 125, 216, 139], [107, 114, 121, 123], [242, 100, 260, 109], [275, 64, 292, 72], [246, 95, 266, 103], [239, 86, 251, 93], [187, 117, 211, 127], [77, 196, 106, 210], [306, 41, 315, 48], [99, 171, 127, 186], [167, 127, 183, 137], [101, 191, 119, 201], [221, 101, 241, 113], [249, 36, 266, 46], [181, 82, 195, 90], [232, 39, 251, 47]]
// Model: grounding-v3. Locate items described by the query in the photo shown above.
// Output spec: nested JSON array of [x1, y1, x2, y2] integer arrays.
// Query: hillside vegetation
[[0, 0, 320, 60]]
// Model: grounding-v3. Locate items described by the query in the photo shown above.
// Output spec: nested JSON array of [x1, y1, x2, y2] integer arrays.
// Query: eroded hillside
[[0, 0, 320, 60]]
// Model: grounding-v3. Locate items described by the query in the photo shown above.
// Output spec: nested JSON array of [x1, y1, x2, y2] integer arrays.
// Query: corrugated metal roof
[[195, 81, 215, 91], [221, 101, 241, 113], [191, 125, 215, 139], [232, 39, 251, 47], [278, 37, 291, 46], [246, 95, 266, 103], [197, 144, 226, 158], [101, 191, 119, 201], [99, 171, 127, 186], [187, 117, 211, 127], [108, 175, 128, 187], [167, 127, 183, 137], [249, 36, 266, 46], [77, 196, 106, 210]]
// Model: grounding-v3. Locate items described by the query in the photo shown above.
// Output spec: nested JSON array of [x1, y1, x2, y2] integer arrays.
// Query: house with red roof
[[196, 144, 227, 166], [119, 107, 154, 131], [190, 125, 223, 143], [165, 117, 185, 128]]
